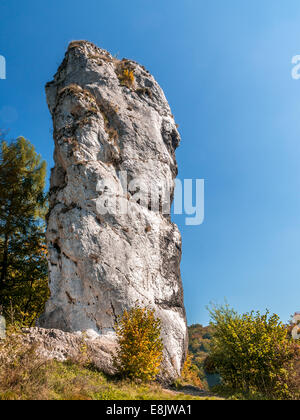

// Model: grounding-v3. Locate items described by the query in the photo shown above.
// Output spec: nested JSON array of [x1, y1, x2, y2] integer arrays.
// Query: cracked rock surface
[[22, 328, 117, 376], [39, 41, 187, 382]]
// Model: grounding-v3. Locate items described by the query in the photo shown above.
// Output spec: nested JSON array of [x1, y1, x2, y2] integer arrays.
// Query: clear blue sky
[[1, 0, 300, 326]]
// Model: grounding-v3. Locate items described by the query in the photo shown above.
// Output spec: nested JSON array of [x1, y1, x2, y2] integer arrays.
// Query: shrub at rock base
[[114, 306, 164, 382]]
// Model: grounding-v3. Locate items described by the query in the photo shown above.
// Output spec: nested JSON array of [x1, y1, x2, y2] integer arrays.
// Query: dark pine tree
[[0, 133, 49, 325]]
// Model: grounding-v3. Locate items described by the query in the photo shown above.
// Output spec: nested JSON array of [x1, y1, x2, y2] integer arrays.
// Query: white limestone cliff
[[39, 41, 187, 381]]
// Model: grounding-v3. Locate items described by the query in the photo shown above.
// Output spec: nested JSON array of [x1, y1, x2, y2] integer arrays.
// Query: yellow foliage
[[117, 64, 135, 88], [123, 69, 134, 84], [114, 305, 163, 382], [181, 353, 203, 388]]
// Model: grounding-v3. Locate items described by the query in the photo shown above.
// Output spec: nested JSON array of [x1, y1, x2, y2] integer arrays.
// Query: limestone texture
[[40, 41, 187, 381], [22, 328, 117, 376]]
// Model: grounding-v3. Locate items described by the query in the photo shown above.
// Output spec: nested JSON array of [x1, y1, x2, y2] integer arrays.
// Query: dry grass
[[0, 329, 49, 400], [0, 330, 218, 401]]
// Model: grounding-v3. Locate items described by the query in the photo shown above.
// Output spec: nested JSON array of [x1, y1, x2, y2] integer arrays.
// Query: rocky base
[[22, 327, 118, 377], [22, 327, 179, 384]]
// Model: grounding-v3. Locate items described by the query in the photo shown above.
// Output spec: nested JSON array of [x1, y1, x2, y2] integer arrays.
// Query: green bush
[[208, 304, 300, 400]]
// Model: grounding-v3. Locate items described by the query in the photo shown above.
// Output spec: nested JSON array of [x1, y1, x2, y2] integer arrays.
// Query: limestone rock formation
[[22, 328, 117, 376], [40, 41, 187, 381]]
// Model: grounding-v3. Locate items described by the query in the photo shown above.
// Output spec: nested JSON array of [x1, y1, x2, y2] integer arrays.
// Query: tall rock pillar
[[40, 41, 187, 380]]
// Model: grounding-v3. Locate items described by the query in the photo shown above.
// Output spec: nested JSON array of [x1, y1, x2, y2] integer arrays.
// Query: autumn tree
[[0, 135, 49, 325], [114, 306, 164, 382]]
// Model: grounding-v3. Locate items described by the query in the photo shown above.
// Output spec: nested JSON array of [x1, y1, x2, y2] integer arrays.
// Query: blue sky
[[1, 0, 300, 326]]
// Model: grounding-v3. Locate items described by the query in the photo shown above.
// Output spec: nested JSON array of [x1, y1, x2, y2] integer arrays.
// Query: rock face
[[40, 40, 187, 381], [22, 328, 117, 376]]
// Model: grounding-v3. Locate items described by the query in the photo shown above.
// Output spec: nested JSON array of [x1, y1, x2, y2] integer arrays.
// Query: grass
[[210, 385, 275, 401], [0, 328, 221, 401], [0, 359, 220, 401]]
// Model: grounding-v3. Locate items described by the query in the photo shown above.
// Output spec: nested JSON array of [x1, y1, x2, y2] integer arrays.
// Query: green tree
[[187, 324, 215, 388], [114, 306, 164, 382], [0, 135, 49, 325], [208, 304, 299, 399]]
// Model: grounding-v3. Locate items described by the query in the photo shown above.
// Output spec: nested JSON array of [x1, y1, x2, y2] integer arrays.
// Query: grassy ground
[[0, 329, 223, 400], [0, 360, 221, 401]]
